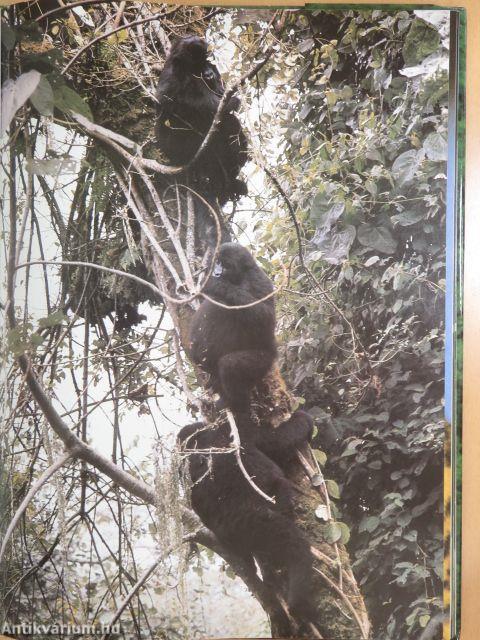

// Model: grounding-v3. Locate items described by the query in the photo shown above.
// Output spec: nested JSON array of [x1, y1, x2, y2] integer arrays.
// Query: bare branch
[[313, 566, 370, 640], [225, 410, 276, 504], [16, 259, 163, 299], [62, 9, 178, 75]]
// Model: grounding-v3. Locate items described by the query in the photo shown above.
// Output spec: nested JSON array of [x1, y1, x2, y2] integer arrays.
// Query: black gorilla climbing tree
[[178, 413, 317, 624], [188, 243, 277, 412], [54, 13, 370, 638], [156, 36, 248, 204]]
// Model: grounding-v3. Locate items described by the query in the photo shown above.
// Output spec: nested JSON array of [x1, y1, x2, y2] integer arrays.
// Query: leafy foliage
[[1, 5, 450, 638], [252, 10, 448, 639]]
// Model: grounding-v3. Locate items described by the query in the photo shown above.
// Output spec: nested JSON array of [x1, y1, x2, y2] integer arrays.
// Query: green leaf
[[423, 132, 448, 162], [337, 521, 351, 544], [30, 75, 54, 116], [403, 18, 440, 66], [325, 479, 340, 499], [323, 521, 343, 544], [225, 566, 236, 580], [357, 224, 397, 255], [392, 149, 424, 188], [49, 77, 92, 120], [419, 615, 430, 628], [360, 515, 380, 533], [313, 449, 327, 466], [1, 70, 41, 132], [30, 334, 45, 347], [311, 224, 356, 265], [391, 210, 424, 227], [38, 311, 68, 328], [364, 255, 380, 267], [6, 328, 28, 356]]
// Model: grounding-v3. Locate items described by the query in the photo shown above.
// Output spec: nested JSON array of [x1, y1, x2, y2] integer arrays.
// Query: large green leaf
[[30, 75, 54, 117], [311, 224, 356, 265], [48, 75, 92, 120], [423, 132, 448, 162], [391, 149, 425, 189], [391, 210, 425, 227], [1, 69, 41, 132], [403, 18, 440, 67], [357, 224, 397, 255]]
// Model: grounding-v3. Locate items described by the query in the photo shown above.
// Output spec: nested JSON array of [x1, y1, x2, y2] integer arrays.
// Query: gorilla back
[[155, 36, 247, 204], [189, 243, 277, 412], [178, 418, 316, 621]]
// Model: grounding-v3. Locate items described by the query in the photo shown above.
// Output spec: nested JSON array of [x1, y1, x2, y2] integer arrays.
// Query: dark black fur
[[189, 243, 277, 412], [178, 411, 316, 620], [155, 36, 247, 204]]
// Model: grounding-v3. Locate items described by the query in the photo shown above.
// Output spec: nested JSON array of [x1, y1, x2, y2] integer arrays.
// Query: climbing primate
[[178, 412, 316, 621], [155, 36, 247, 204], [189, 243, 277, 412]]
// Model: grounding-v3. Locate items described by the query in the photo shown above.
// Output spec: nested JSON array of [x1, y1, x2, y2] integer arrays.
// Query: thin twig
[[35, 0, 124, 22], [263, 166, 306, 271], [16, 259, 163, 299], [225, 410, 276, 504], [313, 566, 369, 640], [62, 8, 178, 75], [0, 452, 74, 565]]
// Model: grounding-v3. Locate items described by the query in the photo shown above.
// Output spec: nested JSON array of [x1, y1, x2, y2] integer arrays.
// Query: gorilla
[[178, 410, 316, 621], [155, 36, 248, 204], [189, 243, 277, 413]]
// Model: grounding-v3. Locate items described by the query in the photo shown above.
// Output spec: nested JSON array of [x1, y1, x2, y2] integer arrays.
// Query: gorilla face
[[170, 36, 208, 72], [210, 243, 258, 286]]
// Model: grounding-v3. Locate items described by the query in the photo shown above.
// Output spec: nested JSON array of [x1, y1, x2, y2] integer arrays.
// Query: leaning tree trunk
[[63, 9, 371, 639]]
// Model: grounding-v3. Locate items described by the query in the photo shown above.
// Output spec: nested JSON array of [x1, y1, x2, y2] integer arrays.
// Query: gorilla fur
[[178, 410, 316, 620], [155, 36, 247, 204], [189, 243, 277, 413]]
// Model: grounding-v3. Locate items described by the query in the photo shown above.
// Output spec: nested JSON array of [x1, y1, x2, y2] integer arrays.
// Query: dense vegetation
[[1, 5, 448, 639], [231, 9, 448, 638]]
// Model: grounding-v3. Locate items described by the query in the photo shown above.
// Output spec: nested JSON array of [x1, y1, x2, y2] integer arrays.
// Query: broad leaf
[[357, 224, 397, 255], [391, 149, 425, 189], [50, 78, 93, 120], [30, 75, 54, 116], [311, 224, 355, 265], [1, 70, 41, 132], [403, 18, 440, 67], [423, 132, 448, 162], [391, 210, 424, 227], [323, 522, 342, 544], [325, 479, 340, 499]]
